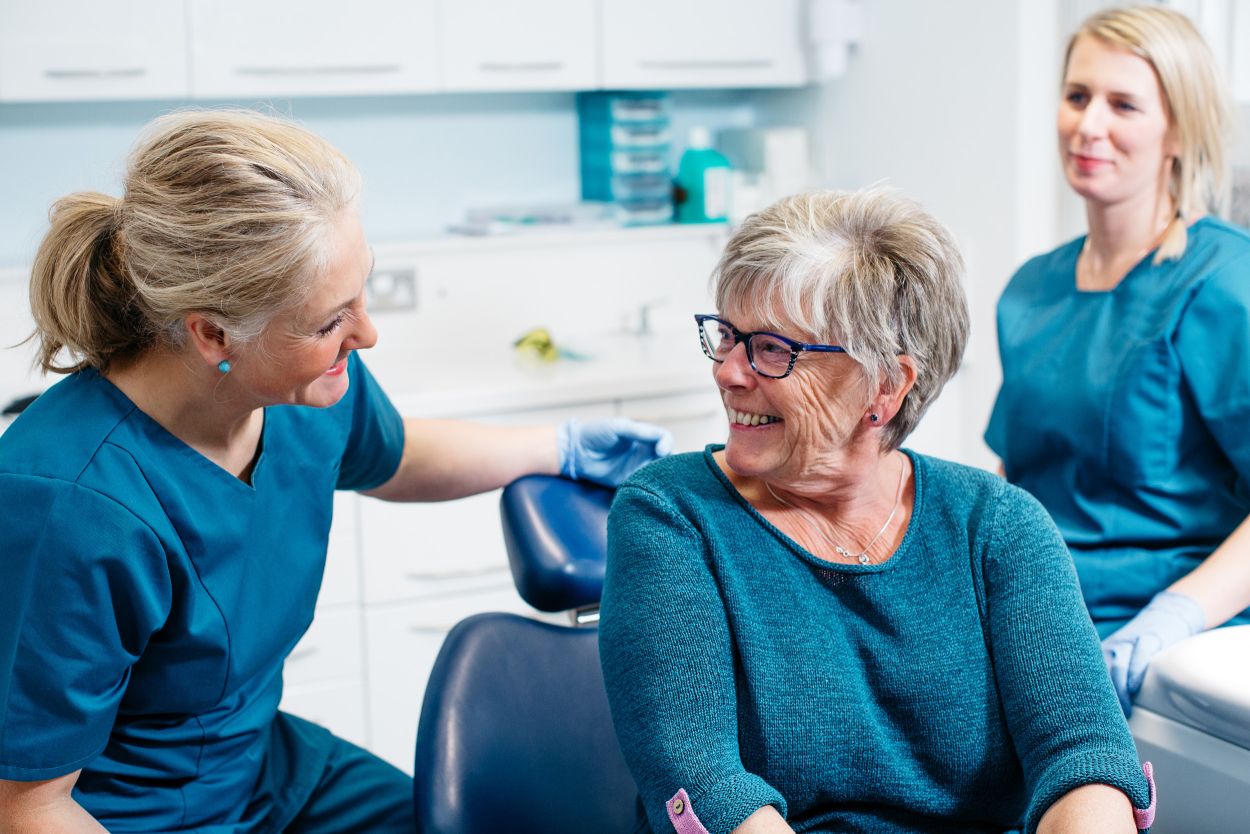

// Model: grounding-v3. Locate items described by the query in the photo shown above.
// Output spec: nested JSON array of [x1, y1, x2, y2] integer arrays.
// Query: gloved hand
[[1102, 590, 1205, 716], [557, 417, 673, 486]]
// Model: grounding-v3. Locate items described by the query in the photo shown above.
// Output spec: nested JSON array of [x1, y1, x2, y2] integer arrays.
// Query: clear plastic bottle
[[674, 127, 731, 224]]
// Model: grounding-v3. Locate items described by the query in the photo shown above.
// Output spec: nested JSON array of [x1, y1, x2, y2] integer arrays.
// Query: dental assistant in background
[[986, 5, 1250, 715], [0, 109, 669, 834]]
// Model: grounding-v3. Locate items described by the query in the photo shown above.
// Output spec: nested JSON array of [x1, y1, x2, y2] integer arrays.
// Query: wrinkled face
[[1058, 35, 1176, 208], [233, 210, 377, 409], [713, 305, 866, 485]]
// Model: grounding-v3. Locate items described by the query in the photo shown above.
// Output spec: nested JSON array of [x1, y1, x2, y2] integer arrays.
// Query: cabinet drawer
[[320, 491, 360, 609], [0, 0, 189, 102], [283, 605, 363, 688], [360, 490, 512, 604], [364, 585, 537, 773], [280, 680, 368, 750]]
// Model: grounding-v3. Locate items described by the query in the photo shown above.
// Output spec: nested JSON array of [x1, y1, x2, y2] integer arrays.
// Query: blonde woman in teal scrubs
[[986, 6, 1250, 715], [0, 110, 668, 833]]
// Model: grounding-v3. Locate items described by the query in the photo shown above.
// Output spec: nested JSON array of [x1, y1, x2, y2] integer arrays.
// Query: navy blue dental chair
[[412, 475, 640, 834]]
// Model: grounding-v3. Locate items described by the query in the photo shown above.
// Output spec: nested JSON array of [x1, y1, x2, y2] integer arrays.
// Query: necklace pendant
[[835, 545, 850, 558], [858, 553, 870, 566]]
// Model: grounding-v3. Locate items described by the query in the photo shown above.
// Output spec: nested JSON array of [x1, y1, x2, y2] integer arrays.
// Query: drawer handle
[[287, 646, 319, 663], [408, 624, 450, 635], [405, 566, 510, 581], [638, 59, 775, 71], [478, 61, 564, 73], [234, 64, 403, 77], [43, 67, 147, 80]]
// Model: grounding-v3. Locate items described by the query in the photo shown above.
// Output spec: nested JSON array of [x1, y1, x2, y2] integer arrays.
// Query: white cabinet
[[187, 0, 438, 98], [440, 0, 598, 92], [599, 0, 807, 89], [0, 0, 189, 102]]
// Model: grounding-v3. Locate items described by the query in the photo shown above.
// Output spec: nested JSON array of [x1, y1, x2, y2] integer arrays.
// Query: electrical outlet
[[366, 267, 417, 312]]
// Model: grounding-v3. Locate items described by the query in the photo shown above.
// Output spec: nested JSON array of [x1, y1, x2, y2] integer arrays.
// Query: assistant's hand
[[557, 417, 673, 486], [1102, 590, 1205, 716]]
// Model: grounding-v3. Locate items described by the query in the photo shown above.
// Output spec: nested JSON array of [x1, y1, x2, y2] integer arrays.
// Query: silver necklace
[[764, 454, 907, 566]]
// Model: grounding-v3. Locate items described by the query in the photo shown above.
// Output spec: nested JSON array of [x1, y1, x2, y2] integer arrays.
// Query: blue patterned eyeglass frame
[[694, 313, 846, 380]]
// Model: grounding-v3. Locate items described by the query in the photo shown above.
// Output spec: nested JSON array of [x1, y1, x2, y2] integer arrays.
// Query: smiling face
[[714, 306, 867, 486], [1058, 35, 1176, 209], [231, 209, 377, 409]]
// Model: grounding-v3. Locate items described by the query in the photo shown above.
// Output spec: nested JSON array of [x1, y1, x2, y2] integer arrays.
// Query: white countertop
[[378, 329, 715, 419]]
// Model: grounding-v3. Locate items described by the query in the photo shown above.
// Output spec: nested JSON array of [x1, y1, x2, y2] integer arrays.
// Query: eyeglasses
[[694, 314, 845, 379]]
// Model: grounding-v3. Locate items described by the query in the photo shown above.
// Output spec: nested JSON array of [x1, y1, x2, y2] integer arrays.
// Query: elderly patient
[[599, 189, 1155, 834]]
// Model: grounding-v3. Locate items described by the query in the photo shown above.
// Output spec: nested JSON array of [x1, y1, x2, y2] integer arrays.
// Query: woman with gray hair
[[0, 109, 668, 832], [600, 188, 1154, 834]]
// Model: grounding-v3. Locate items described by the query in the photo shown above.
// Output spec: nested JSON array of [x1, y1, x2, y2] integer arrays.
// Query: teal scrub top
[[986, 217, 1250, 633], [0, 352, 404, 832]]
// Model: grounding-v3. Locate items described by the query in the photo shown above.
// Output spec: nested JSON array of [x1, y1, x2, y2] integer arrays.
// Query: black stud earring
[[870, 413, 880, 423]]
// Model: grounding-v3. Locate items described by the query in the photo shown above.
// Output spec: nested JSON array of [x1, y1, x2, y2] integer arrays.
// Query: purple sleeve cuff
[[1134, 761, 1156, 831], [667, 789, 712, 834]]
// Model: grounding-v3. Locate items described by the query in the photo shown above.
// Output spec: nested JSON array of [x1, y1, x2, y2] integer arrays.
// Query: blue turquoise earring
[[217, 360, 232, 374]]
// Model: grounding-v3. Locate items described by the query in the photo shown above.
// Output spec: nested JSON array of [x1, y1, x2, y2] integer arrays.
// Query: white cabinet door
[[440, 0, 597, 92], [364, 584, 539, 773], [0, 0, 189, 102], [599, 0, 806, 89], [357, 401, 614, 605], [187, 0, 438, 98]]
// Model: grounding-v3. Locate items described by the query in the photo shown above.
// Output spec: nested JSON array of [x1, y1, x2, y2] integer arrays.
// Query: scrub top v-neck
[[986, 217, 1250, 632], [0, 352, 404, 832]]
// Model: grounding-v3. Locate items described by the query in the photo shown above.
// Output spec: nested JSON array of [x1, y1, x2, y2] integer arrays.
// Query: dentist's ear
[[185, 313, 232, 371]]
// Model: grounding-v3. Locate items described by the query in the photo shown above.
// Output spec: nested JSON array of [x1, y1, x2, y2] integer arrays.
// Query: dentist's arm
[[363, 419, 557, 502], [363, 416, 672, 502], [0, 773, 108, 834]]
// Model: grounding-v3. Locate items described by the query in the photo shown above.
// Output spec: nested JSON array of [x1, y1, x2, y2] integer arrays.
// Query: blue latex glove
[[557, 417, 673, 487], [1102, 590, 1205, 716]]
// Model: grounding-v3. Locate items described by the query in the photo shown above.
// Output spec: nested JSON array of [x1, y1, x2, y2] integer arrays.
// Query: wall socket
[[366, 267, 417, 312]]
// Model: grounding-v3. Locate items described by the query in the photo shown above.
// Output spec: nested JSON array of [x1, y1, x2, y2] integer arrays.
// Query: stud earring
[[217, 360, 232, 374], [870, 413, 880, 423]]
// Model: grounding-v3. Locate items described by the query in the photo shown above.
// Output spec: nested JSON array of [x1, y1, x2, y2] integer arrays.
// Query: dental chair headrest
[[499, 475, 614, 613]]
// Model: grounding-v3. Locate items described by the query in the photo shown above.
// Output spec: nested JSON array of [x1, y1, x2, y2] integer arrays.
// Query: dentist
[[986, 5, 1250, 715], [0, 109, 669, 833]]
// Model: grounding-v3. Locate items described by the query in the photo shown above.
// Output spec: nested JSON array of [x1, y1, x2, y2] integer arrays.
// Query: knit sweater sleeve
[[599, 481, 786, 834], [981, 484, 1150, 832]]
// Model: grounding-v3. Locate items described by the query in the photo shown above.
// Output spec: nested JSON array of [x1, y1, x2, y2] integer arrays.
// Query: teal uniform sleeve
[[0, 476, 169, 781], [599, 484, 786, 834], [336, 353, 405, 491], [1175, 263, 1250, 484], [981, 485, 1149, 832]]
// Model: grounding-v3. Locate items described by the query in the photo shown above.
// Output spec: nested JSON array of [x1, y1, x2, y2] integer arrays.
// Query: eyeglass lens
[[699, 318, 794, 376]]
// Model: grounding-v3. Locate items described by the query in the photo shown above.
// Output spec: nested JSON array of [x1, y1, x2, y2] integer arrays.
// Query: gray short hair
[[711, 188, 969, 450]]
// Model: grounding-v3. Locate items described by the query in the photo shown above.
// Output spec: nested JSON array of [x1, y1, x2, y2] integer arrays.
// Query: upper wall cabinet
[[187, 0, 438, 98], [440, 0, 597, 92], [600, 0, 806, 89], [0, 0, 189, 102]]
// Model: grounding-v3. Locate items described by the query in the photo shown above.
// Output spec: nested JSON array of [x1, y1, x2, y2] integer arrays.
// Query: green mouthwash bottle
[[674, 127, 731, 223]]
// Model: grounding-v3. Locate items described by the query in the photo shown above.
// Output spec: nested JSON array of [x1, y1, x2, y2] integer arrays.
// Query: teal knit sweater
[[599, 448, 1149, 834]]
